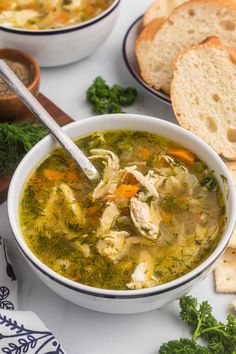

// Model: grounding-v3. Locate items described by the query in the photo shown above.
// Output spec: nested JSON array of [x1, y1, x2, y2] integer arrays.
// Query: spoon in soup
[[0, 59, 100, 182]]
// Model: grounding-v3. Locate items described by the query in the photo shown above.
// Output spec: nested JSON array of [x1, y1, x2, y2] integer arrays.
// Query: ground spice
[[0, 59, 32, 96]]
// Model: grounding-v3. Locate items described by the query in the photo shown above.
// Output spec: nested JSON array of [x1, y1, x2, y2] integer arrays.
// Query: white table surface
[[0, 1, 235, 353]]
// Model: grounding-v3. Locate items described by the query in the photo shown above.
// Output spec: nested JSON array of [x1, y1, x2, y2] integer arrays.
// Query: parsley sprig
[[86, 76, 137, 114], [159, 296, 236, 353]]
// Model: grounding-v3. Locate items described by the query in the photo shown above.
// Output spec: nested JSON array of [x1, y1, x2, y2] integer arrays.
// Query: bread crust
[[135, 18, 165, 91], [171, 37, 236, 160], [137, 18, 163, 43], [142, 0, 188, 28], [172, 36, 236, 73], [142, 1, 164, 28], [139, 0, 236, 46], [136, 0, 236, 94]]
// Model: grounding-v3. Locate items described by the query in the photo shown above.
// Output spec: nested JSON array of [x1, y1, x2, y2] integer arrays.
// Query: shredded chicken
[[0, 9, 38, 26], [94, 168, 123, 200], [130, 198, 160, 240], [162, 168, 198, 195], [89, 149, 122, 200], [59, 183, 84, 224], [89, 149, 120, 170], [96, 231, 129, 263], [127, 250, 158, 289], [146, 170, 166, 189], [36, 184, 84, 229], [74, 241, 91, 258], [97, 202, 120, 235], [96, 203, 130, 262], [125, 166, 158, 199]]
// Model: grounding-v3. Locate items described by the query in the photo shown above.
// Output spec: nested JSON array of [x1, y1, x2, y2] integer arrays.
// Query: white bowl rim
[[122, 15, 171, 105], [0, 0, 121, 36], [8, 114, 236, 299]]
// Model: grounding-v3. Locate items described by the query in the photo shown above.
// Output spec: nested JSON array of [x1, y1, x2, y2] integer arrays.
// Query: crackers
[[214, 162, 236, 295], [215, 248, 236, 293]]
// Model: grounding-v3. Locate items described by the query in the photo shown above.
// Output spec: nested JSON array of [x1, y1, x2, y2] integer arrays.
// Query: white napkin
[[0, 236, 67, 354]]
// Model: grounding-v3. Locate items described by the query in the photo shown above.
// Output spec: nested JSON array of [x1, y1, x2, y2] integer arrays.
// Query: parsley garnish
[[159, 296, 236, 353], [86, 76, 137, 114]]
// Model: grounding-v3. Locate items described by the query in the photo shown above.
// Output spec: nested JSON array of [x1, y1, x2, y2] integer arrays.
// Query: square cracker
[[214, 248, 236, 293]]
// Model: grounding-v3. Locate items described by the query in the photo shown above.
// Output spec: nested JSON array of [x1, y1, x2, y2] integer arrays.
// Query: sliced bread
[[143, 0, 186, 27], [171, 37, 236, 160], [136, 0, 236, 95]]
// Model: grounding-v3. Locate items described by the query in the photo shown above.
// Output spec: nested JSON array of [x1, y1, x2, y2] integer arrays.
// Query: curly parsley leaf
[[159, 338, 210, 354], [159, 296, 236, 354], [86, 76, 137, 114]]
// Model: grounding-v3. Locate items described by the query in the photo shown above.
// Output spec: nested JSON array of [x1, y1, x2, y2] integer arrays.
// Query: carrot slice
[[44, 169, 64, 181], [58, 11, 70, 23], [31, 177, 44, 188], [138, 147, 152, 159], [167, 148, 196, 163], [67, 172, 79, 182], [115, 184, 139, 198], [87, 205, 101, 216], [86, 5, 96, 15], [161, 211, 172, 223]]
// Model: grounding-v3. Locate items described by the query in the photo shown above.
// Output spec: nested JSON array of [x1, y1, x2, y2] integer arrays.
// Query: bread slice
[[136, 0, 236, 95], [171, 37, 236, 160], [143, 0, 186, 27]]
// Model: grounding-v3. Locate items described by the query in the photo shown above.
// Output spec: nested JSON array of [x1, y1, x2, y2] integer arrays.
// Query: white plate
[[122, 16, 171, 105]]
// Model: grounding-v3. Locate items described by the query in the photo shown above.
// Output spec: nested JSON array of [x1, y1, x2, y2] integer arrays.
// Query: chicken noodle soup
[[20, 130, 226, 290], [0, 0, 113, 30]]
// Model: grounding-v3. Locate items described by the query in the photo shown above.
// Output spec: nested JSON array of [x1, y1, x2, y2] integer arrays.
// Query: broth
[[20, 130, 226, 290]]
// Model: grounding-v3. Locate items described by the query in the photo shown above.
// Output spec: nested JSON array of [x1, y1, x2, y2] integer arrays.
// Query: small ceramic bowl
[[123, 16, 171, 105], [0, 48, 40, 121], [0, 0, 121, 67], [8, 114, 236, 314]]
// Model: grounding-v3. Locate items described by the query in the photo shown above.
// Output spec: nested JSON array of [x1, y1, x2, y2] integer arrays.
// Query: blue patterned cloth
[[0, 237, 67, 354]]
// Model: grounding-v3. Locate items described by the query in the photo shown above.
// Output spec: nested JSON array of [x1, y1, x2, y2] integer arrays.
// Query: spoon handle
[[0, 60, 100, 182]]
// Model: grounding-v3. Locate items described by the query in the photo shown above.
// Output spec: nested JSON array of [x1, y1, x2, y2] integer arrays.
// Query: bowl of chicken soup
[[8, 114, 236, 313], [0, 0, 121, 67]]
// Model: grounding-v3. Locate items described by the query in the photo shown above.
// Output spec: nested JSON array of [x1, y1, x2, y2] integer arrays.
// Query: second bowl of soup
[[8, 114, 236, 313], [0, 0, 121, 67]]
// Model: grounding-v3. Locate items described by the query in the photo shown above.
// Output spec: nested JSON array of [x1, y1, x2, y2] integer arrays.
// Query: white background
[[0, 0, 235, 353]]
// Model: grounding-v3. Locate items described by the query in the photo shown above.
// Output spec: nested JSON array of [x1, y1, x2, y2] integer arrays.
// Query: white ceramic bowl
[[8, 114, 236, 314], [0, 0, 121, 67]]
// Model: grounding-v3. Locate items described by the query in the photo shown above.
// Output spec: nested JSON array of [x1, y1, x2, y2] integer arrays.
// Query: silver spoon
[[0, 59, 100, 182]]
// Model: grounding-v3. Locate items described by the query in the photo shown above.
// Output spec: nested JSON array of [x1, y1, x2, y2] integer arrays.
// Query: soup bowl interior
[[8, 114, 236, 313]]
